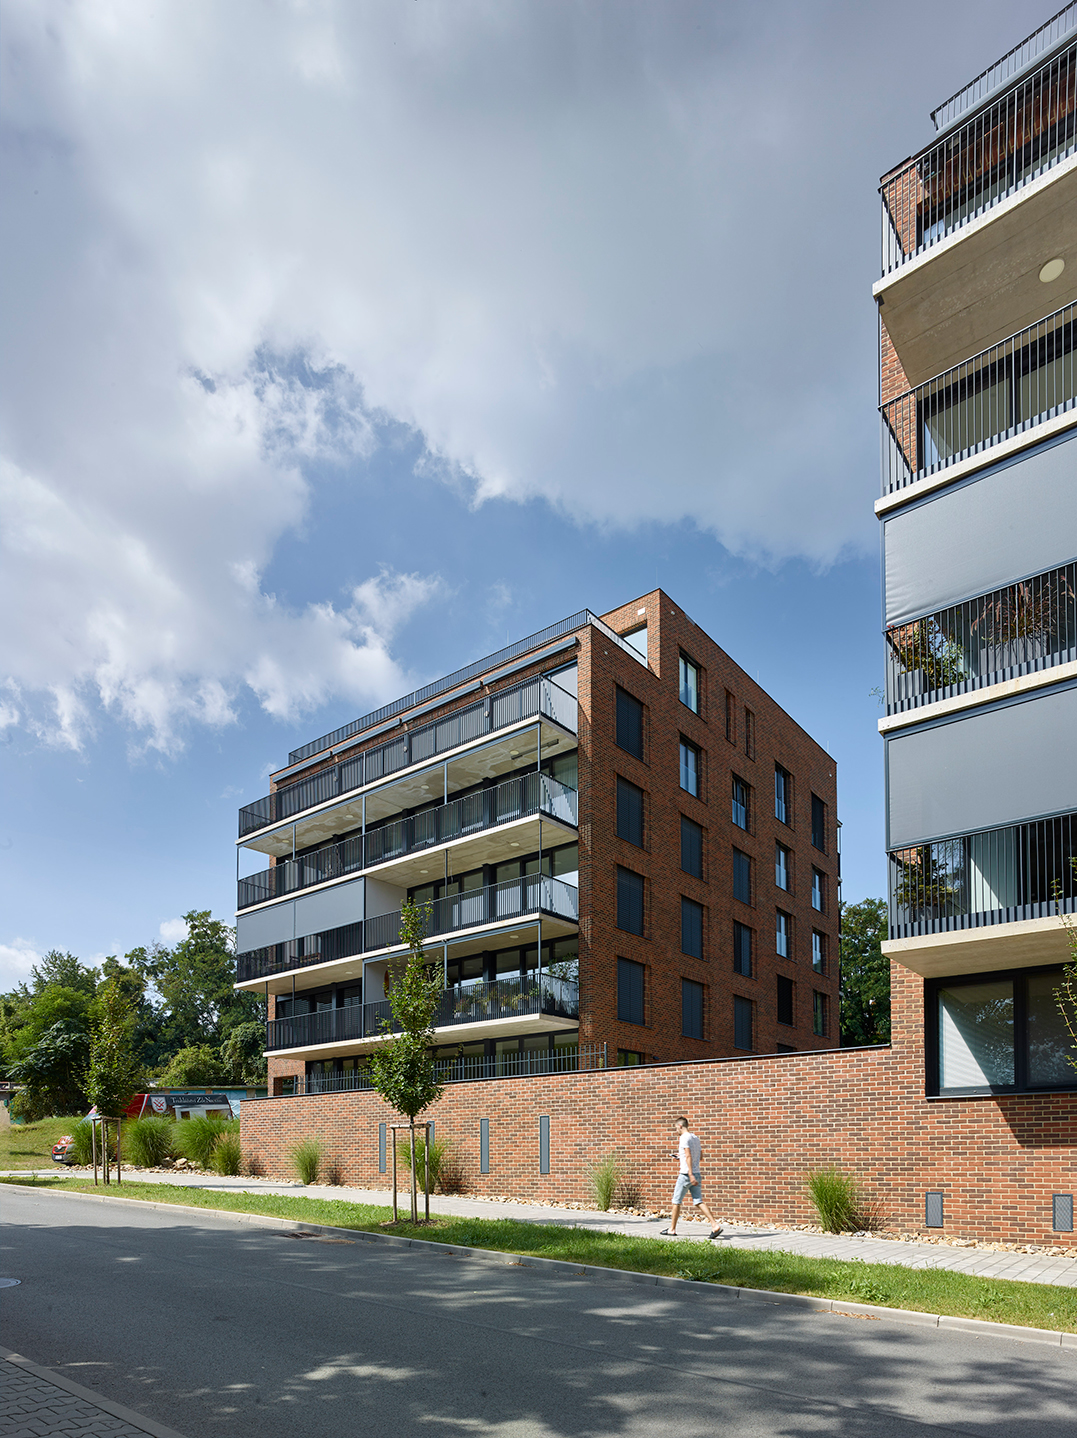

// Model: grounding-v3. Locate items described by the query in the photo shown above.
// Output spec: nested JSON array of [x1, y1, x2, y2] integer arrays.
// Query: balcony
[[881, 300, 1076, 493], [239, 672, 577, 840], [235, 874, 579, 986], [238, 771, 577, 909], [885, 560, 1077, 714], [277, 1041, 609, 1093], [265, 973, 580, 1052]]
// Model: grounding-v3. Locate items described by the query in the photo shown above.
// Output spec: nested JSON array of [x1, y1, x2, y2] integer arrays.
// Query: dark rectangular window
[[812, 868, 825, 913], [813, 991, 828, 1037], [679, 738, 699, 796], [616, 1048, 644, 1066], [812, 930, 827, 973], [775, 765, 790, 825], [744, 708, 755, 760], [776, 1043, 796, 1053], [616, 777, 644, 847], [617, 957, 645, 1025], [682, 979, 704, 1039], [776, 910, 791, 958], [733, 848, 752, 904], [734, 994, 753, 1051], [616, 687, 643, 759], [725, 690, 736, 743], [775, 843, 791, 891], [733, 920, 752, 977], [777, 975, 794, 1026], [681, 897, 704, 958], [732, 776, 750, 830], [679, 655, 700, 713], [616, 867, 645, 935], [811, 794, 827, 851], [930, 967, 1077, 1096], [680, 816, 703, 878]]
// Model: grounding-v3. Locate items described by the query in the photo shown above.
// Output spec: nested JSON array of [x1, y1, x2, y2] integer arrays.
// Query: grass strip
[[0, 1117, 76, 1169], [8, 1175, 1075, 1333]]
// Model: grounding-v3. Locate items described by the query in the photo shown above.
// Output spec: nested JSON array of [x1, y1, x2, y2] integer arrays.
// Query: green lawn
[[6, 1175, 1075, 1334], [0, 1117, 75, 1170]]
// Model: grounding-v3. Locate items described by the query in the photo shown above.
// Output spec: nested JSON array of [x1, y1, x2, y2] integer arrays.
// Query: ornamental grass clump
[[210, 1132, 243, 1176], [291, 1137, 323, 1185], [174, 1116, 238, 1169], [806, 1166, 882, 1233], [396, 1134, 448, 1192], [123, 1116, 175, 1168], [68, 1120, 94, 1166], [589, 1153, 622, 1212]]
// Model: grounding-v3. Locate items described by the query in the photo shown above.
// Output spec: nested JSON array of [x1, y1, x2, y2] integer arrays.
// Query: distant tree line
[[838, 897, 891, 1048], [1, 910, 265, 1121]]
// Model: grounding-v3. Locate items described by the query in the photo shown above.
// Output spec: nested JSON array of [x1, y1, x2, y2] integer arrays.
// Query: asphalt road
[[3, 1189, 1076, 1438]]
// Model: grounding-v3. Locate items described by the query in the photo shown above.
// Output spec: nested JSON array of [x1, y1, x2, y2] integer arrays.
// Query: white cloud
[[0, 938, 42, 991], [158, 918, 189, 946]]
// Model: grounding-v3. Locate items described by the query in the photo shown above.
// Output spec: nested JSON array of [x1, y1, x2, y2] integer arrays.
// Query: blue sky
[[0, 0, 1034, 980]]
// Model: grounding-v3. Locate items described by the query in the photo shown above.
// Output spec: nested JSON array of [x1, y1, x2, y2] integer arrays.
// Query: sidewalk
[[0, 1350, 185, 1438], [11, 1168, 1077, 1288]]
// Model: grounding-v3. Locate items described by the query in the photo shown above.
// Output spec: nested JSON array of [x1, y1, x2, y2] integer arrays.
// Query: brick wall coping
[[7, 1185, 1072, 1348]]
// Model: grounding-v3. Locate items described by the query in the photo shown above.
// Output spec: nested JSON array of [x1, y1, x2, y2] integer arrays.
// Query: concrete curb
[[0, 1346, 189, 1438], [8, 1183, 1074, 1349]]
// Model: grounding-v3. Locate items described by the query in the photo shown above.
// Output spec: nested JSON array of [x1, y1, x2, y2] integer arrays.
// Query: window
[[777, 975, 794, 1026], [617, 957, 645, 1025], [682, 979, 704, 1040], [616, 866, 645, 935], [731, 776, 750, 830], [733, 849, 751, 904], [776, 1043, 796, 1054], [775, 765, 791, 825], [679, 738, 700, 796], [616, 777, 644, 847], [812, 930, 827, 974], [623, 625, 648, 663], [680, 816, 703, 878], [679, 655, 700, 713], [725, 690, 736, 743], [775, 843, 791, 891], [734, 994, 753, 1051], [813, 991, 828, 1037], [931, 968, 1075, 1095], [811, 868, 825, 912], [733, 920, 752, 977], [811, 794, 827, 851], [744, 708, 755, 760], [616, 1049, 644, 1066], [776, 910, 791, 958], [681, 897, 704, 959], [615, 687, 643, 759]]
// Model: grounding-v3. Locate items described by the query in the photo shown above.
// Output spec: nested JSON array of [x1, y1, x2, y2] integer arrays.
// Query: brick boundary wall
[[243, 970, 1077, 1245]]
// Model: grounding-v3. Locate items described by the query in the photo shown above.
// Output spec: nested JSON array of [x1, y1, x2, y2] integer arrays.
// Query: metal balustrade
[[238, 772, 577, 909], [235, 877, 579, 983], [266, 973, 580, 1050], [888, 812, 1077, 938], [881, 302, 1076, 494], [239, 673, 577, 838], [885, 561, 1077, 713], [881, 32, 1077, 274], [279, 1042, 608, 1094]]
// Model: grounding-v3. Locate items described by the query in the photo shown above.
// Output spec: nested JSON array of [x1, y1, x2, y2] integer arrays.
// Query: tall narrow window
[[679, 655, 700, 713], [777, 975, 794, 1027], [623, 625, 648, 663], [811, 868, 825, 912], [725, 690, 736, 743], [776, 910, 791, 958], [679, 739, 700, 797], [681, 897, 704, 959], [732, 776, 749, 831], [682, 979, 704, 1040], [616, 777, 644, 847], [811, 794, 827, 851], [680, 816, 703, 879], [744, 708, 755, 760], [812, 930, 827, 974], [733, 920, 752, 976], [733, 995, 753, 1051], [615, 687, 643, 759], [813, 991, 828, 1037], [616, 867, 645, 936], [775, 843, 791, 891], [617, 957, 645, 1025], [733, 849, 752, 904], [775, 765, 791, 825]]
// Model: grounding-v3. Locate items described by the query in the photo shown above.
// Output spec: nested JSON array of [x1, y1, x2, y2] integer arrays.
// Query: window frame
[[731, 775, 750, 831], [733, 919, 753, 977], [680, 815, 704, 879], [682, 977, 705, 1040], [733, 848, 752, 905], [679, 737, 701, 798], [616, 865, 645, 936], [744, 707, 755, 760], [616, 775, 645, 848], [775, 841, 791, 892], [812, 930, 827, 974], [813, 990, 828, 1038], [811, 793, 827, 852], [774, 765, 791, 826], [679, 653, 700, 714], [615, 686, 644, 760], [811, 867, 825, 913], [733, 994, 753, 1051], [776, 909, 792, 959], [776, 974, 795, 1027], [617, 956, 646, 1026], [680, 896, 704, 959]]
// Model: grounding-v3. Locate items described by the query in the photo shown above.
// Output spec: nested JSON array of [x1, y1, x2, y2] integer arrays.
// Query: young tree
[[84, 978, 143, 1175], [366, 902, 444, 1223], [1055, 901, 1077, 1075], [839, 898, 891, 1047]]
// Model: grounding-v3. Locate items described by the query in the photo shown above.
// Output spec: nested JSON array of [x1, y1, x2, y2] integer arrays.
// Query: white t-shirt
[[678, 1131, 701, 1176]]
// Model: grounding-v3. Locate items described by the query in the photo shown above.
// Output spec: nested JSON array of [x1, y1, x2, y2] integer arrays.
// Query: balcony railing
[[266, 973, 580, 1050], [238, 771, 577, 909], [239, 673, 577, 838], [888, 811, 1077, 938], [886, 561, 1077, 714], [881, 33, 1076, 274], [278, 1041, 608, 1093], [235, 876, 579, 983], [881, 302, 1076, 493]]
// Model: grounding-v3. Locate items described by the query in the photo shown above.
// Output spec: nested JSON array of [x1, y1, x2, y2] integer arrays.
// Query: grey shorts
[[672, 1172, 702, 1205]]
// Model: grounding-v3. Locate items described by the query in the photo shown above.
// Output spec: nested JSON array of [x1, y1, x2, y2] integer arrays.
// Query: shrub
[[806, 1166, 883, 1233], [123, 1116, 175, 1168], [174, 1116, 238, 1169], [210, 1132, 243, 1176], [396, 1134, 448, 1191], [589, 1153, 621, 1212], [291, 1137, 323, 1184]]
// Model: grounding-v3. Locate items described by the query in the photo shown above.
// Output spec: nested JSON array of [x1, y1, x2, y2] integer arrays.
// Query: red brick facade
[[244, 963, 1077, 1244]]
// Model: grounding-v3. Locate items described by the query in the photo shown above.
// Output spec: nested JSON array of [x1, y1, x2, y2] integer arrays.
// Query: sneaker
[[709, 1228, 724, 1239], [658, 1228, 677, 1237]]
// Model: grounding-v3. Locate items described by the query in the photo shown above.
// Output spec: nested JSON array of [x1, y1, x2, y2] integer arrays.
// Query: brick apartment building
[[233, 591, 840, 1092]]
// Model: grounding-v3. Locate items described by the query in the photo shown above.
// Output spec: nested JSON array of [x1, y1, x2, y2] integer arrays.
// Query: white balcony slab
[[884, 914, 1072, 977]]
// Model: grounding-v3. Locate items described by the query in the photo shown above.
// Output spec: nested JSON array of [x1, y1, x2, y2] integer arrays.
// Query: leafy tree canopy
[[129, 910, 259, 1052], [839, 897, 891, 1047], [155, 1044, 227, 1088], [8, 1019, 91, 1119]]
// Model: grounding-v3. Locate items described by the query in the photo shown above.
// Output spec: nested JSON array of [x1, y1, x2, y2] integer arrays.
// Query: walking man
[[660, 1116, 722, 1238]]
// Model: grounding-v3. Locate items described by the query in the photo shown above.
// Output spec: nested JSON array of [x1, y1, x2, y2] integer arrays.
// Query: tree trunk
[[409, 1119, 418, 1224]]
